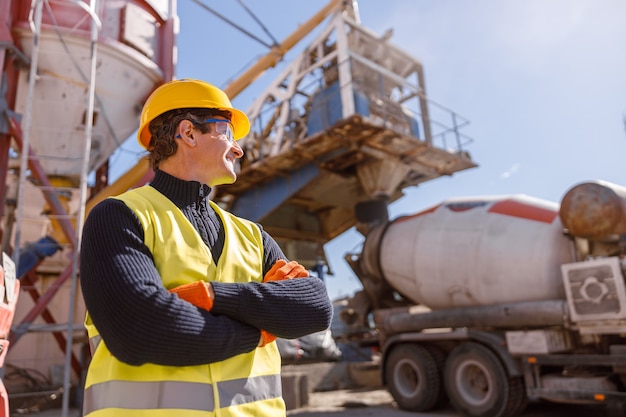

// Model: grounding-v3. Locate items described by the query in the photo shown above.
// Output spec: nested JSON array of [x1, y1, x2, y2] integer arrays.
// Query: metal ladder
[[4, 1, 101, 416]]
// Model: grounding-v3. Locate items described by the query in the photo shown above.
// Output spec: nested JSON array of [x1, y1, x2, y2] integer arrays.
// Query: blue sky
[[113, 0, 626, 300]]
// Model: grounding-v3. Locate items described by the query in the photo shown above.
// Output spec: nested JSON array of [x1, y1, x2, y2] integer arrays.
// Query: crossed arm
[[80, 199, 333, 367]]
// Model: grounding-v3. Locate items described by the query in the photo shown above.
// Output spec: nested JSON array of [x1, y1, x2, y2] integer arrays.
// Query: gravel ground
[[287, 387, 613, 417], [287, 387, 453, 417]]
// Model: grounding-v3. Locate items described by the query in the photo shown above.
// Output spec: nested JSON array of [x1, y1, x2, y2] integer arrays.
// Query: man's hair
[[147, 108, 232, 169]]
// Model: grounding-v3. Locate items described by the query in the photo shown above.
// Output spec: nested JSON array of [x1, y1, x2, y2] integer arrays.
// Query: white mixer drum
[[377, 195, 573, 309]]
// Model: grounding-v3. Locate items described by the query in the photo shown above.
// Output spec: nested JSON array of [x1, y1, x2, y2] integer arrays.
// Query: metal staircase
[[5, 1, 98, 414]]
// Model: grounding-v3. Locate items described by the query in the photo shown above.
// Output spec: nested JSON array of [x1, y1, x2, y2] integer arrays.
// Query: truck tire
[[443, 342, 526, 417], [424, 344, 449, 408], [384, 343, 443, 411]]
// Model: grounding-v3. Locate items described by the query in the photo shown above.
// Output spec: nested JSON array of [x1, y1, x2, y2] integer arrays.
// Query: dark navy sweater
[[80, 169, 333, 366]]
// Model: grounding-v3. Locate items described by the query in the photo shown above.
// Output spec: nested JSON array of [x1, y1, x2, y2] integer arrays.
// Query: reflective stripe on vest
[[218, 374, 282, 406], [84, 380, 215, 412], [83, 374, 281, 414]]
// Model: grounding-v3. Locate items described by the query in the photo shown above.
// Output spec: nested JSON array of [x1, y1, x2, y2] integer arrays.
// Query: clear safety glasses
[[193, 118, 235, 142]]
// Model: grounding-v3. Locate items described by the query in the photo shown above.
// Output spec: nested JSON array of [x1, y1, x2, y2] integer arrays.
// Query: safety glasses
[[193, 118, 234, 142]]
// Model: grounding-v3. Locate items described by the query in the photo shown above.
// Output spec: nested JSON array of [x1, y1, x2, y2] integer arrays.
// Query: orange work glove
[[169, 281, 214, 311], [263, 259, 309, 282], [169, 281, 274, 347], [258, 259, 309, 347], [259, 330, 276, 347]]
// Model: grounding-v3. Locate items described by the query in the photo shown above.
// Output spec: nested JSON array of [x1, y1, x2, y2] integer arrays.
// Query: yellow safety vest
[[83, 186, 284, 417]]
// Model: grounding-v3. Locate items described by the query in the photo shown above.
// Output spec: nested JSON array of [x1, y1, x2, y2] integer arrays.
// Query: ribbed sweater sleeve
[[211, 279, 333, 339]]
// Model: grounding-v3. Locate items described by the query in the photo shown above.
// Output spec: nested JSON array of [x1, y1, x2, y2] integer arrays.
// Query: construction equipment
[[341, 180, 626, 416], [0, 0, 175, 413], [213, 1, 475, 269]]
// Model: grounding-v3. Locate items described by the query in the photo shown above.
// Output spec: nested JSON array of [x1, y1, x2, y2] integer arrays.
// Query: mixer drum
[[363, 195, 573, 310]]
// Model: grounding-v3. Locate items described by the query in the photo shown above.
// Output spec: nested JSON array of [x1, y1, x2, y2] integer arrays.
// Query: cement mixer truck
[[342, 180, 626, 417]]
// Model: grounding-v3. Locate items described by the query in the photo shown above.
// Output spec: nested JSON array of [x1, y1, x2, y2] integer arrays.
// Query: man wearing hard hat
[[80, 79, 333, 417]]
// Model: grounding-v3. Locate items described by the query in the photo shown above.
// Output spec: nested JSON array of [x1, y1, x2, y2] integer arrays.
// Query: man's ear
[[177, 120, 196, 146]]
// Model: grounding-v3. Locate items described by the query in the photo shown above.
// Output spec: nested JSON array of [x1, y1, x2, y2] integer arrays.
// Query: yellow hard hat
[[137, 79, 250, 149]]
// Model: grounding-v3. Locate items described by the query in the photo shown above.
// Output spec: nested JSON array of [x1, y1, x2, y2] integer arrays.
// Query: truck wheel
[[443, 342, 525, 417], [424, 344, 449, 408], [385, 343, 443, 411]]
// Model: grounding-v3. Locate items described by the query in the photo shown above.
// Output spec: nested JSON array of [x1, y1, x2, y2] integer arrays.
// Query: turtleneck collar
[[149, 169, 212, 208]]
